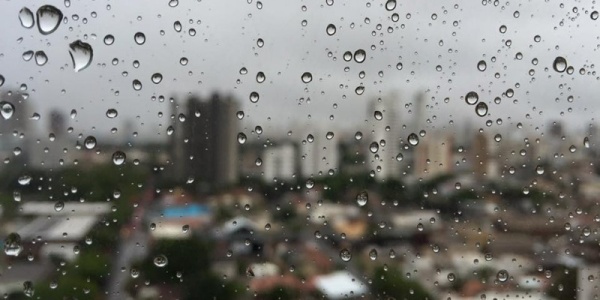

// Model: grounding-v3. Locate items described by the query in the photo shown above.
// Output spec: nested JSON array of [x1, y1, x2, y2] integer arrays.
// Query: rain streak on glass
[[356, 190, 368, 206], [19, 7, 35, 29], [68, 40, 93, 72], [339, 248, 352, 262], [112, 151, 126, 165], [36, 5, 62, 35], [553, 56, 567, 73]]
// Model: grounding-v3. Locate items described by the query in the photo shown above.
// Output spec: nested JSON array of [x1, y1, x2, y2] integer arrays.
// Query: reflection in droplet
[[106, 108, 118, 118], [36, 5, 62, 35], [369, 142, 379, 153], [19, 7, 35, 29], [4, 233, 23, 257], [153, 254, 168, 267], [237, 133, 247, 144], [84, 136, 97, 149], [385, 0, 396, 11], [68, 40, 93, 72], [34, 51, 48, 66], [112, 151, 126, 165], [407, 133, 419, 146], [553, 56, 567, 73], [497, 269, 509, 282], [0, 102, 15, 120]]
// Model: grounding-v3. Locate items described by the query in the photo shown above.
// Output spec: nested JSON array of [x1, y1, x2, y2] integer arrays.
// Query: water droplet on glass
[[343, 51, 353, 62], [18, 175, 32, 185], [106, 108, 118, 118], [497, 269, 509, 282], [257, 38, 264, 48], [54, 201, 64, 212], [385, 0, 396, 11], [369, 142, 379, 153], [104, 34, 115, 45], [34, 51, 48, 66], [369, 248, 378, 260], [256, 72, 265, 83], [407, 133, 419, 146], [237, 133, 247, 144], [134, 32, 146, 45], [69, 40, 93, 72], [301, 72, 312, 83], [151, 73, 163, 84], [84, 136, 96, 149], [153, 254, 168, 267], [0, 102, 15, 120], [326, 131, 334, 140], [112, 151, 126, 165], [36, 5, 62, 35], [569, 145, 577, 153], [326, 24, 336, 36], [4, 233, 23, 257], [249, 92, 259, 103], [22, 50, 34, 62], [19, 7, 35, 29], [356, 191, 368, 206], [131, 268, 140, 278], [23, 281, 34, 297], [475, 102, 488, 117], [535, 165, 544, 175], [305, 179, 315, 189], [354, 49, 366, 63], [374, 111, 383, 120], [592, 11, 599, 20], [182, 224, 190, 233], [465, 91, 479, 105], [339, 248, 352, 262], [477, 60, 487, 71], [584, 137, 590, 148], [553, 56, 567, 73]]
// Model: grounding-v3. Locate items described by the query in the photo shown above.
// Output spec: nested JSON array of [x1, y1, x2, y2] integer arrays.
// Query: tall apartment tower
[[367, 95, 401, 181], [173, 93, 239, 188]]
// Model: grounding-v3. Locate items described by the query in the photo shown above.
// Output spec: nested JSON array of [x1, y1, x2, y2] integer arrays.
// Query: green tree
[[371, 266, 433, 299]]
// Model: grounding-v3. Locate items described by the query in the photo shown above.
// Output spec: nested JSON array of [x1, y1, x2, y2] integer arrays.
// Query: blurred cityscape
[[0, 89, 599, 299]]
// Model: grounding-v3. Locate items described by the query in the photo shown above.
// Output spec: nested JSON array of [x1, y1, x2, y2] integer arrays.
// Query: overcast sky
[[0, 0, 598, 143]]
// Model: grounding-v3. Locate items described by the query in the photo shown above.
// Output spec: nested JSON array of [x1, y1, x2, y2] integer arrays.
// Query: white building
[[263, 143, 296, 182]]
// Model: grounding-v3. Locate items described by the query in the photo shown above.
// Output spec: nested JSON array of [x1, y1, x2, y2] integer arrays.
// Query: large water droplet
[[496, 269, 509, 282], [18, 175, 32, 185], [326, 24, 336, 36], [477, 60, 487, 71], [237, 133, 247, 144], [249, 92, 259, 103], [112, 151, 126, 165], [385, 0, 396, 11], [369, 142, 379, 153], [354, 49, 366, 63], [4, 233, 23, 257], [339, 248, 352, 262], [256, 72, 265, 83], [84, 136, 97, 149], [475, 102, 488, 117], [19, 7, 35, 29], [34, 51, 48, 66], [465, 91, 479, 105], [407, 133, 419, 146], [584, 137, 590, 148], [592, 11, 599, 20], [36, 5, 62, 35], [356, 191, 368, 206], [369, 248, 378, 260], [22, 51, 34, 62], [104, 34, 115, 45], [301, 72, 312, 83], [153, 254, 168, 267], [151, 73, 162, 84], [106, 108, 118, 118], [0, 102, 15, 120], [134, 32, 146, 45], [553, 56, 567, 73], [69, 40, 93, 72], [23, 281, 34, 297], [54, 201, 64, 212]]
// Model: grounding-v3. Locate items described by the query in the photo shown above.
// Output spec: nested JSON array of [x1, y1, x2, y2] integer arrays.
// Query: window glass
[[0, 0, 597, 299]]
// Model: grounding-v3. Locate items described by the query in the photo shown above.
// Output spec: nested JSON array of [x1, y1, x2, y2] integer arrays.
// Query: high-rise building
[[172, 93, 239, 188], [297, 125, 339, 178], [367, 95, 401, 181], [414, 131, 453, 179]]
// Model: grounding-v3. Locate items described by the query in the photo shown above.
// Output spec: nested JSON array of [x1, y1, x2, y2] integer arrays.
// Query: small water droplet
[[249, 91, 259, 103], [69, 40, 93, 72], [22, 50, 34, 62], [447, 273, 456, 282], [19, 7, 35, 29], [36, 5, 62, 35], [301, 72, 312, 83], [237, 133, 247, 144], [553, 56, 567, 73], [256, 72, 265, 83], [104, 34, 115, 45], [151, 73, 163, 84], [112, 151, 126, 165], [497, 269, 509, 282], [369, 248, 378, 260], [54, 201, 64, 212], [106, 108, 118, 118]]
